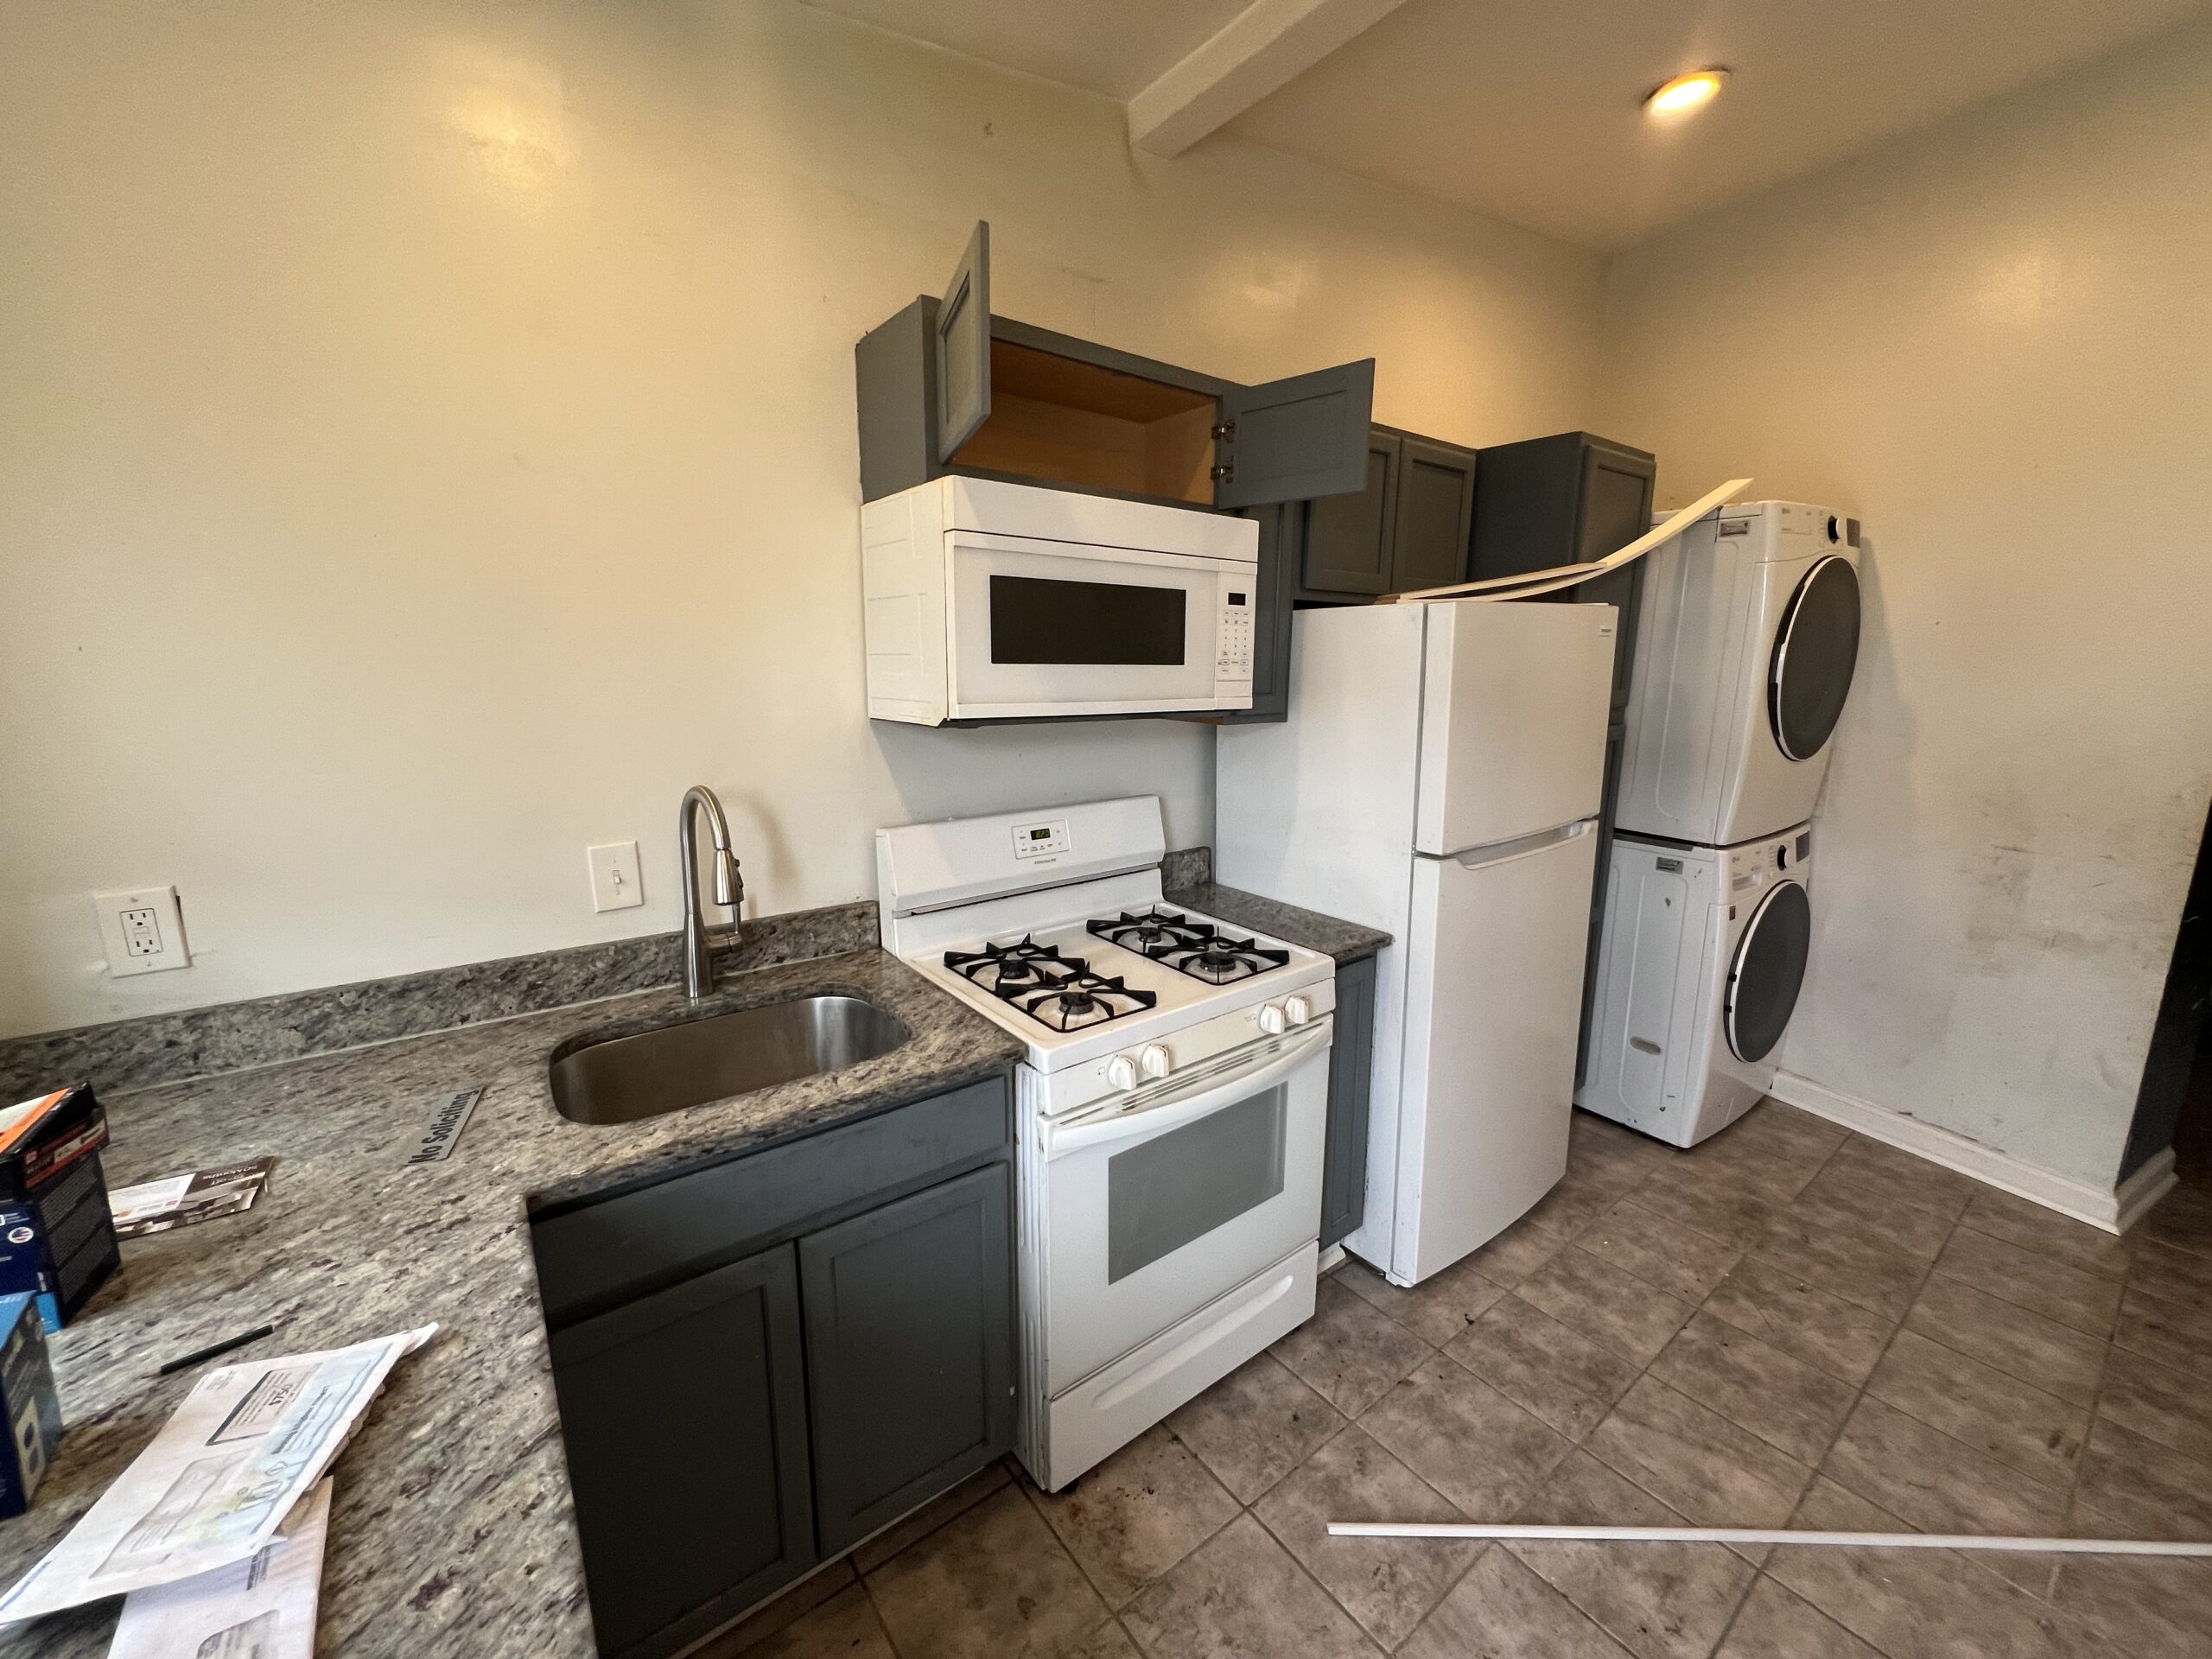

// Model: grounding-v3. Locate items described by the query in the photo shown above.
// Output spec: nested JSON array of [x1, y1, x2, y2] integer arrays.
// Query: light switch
[[588, 842, 644, 912], [94, 886, 191, 976]]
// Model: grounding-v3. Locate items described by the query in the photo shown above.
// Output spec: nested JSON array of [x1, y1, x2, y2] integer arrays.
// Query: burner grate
[[944, 937, 1159, 1029], [1087, 908, 1208, 954], [1006, 972, 1159, 1033], [943, 937, 1084, 997], [1089, 910, 1290, 985]]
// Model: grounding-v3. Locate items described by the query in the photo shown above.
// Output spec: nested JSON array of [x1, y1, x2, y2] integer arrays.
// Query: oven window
[[1106, 1087, 1286, 1283], [988, 575, 1187, 665]]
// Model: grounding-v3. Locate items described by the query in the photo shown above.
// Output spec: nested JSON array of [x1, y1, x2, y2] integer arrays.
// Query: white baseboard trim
[[1766, 1070, 2173, 1236], [2113, 1148, 2181, 1236]]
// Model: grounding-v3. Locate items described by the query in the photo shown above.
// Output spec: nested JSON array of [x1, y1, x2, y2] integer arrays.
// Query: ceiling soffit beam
[[1128, 0, 1411, 157]]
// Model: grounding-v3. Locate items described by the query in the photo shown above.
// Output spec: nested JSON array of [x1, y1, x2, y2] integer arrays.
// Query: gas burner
[[1007, 972, 1158, 1033], [1153, 932, 1291, 986], [944, 937, 1085, 996], [1087, 908, 1209, 954]]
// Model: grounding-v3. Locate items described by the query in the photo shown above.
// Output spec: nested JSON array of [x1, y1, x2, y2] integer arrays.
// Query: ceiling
[[802, 0, 2210, 249]]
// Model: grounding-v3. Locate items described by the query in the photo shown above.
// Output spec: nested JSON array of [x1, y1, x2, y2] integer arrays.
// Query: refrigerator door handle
[[1445, 818, 1593, 873]]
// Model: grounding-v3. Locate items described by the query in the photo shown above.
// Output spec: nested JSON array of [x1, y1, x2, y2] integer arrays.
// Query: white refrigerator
[[1217, 600, 1618, 1286]]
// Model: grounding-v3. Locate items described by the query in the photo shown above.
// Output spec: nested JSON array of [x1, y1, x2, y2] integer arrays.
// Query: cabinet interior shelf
[[950, 340, 1219, 506]]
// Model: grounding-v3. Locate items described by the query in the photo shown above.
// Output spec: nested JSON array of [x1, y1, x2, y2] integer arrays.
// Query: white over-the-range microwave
[[861, 477, 1258, 724]]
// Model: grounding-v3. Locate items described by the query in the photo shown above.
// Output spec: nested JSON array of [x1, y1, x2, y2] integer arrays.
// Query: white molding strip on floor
[[1766, 1070, 2177, 1236]]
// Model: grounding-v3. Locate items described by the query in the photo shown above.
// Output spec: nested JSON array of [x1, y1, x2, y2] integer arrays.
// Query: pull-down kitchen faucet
[[678, 785, 743, 1000]]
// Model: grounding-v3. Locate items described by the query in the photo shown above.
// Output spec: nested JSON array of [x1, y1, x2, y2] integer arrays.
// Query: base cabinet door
[[550, 1244, 814, 1659], [799, 1164, 1015, 1554], [1319, 955, 1378, 1249]]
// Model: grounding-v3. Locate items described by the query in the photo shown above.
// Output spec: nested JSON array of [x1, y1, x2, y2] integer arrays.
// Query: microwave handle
[[1043, 1024, 1331, 1160]]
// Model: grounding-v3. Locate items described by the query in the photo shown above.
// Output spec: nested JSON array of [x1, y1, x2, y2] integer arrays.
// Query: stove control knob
[[1257, 1003, 1288, 1036], [1284, 995, 1313, 1027], [1140, 1043, 1173, 1079], [1106, 1054, 1141, 1091]]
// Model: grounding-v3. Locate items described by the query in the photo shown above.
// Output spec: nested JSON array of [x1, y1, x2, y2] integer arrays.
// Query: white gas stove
[[878, 797, 1333, 1491]]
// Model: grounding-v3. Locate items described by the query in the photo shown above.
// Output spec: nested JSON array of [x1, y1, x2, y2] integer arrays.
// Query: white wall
[[0, 0, 1605, 1037], [1597, 20, 2212, 1189]]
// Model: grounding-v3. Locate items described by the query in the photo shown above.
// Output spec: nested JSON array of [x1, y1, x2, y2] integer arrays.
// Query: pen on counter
[[157, 1323, 276, 1376]]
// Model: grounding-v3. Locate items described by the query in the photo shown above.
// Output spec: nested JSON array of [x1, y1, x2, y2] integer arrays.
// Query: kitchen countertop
[[0, 948, 1020, 1658], [1165, 881, 1392, 966]]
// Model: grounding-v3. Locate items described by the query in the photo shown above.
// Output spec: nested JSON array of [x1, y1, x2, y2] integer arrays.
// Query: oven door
[[946, 531, 1249, 719], [1038, 1021, 1329, 1395]]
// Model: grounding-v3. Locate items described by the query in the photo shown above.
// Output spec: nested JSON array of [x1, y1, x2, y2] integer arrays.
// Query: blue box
[[0, 1085, 120, 1333], [0, 1293, 63, 1516]]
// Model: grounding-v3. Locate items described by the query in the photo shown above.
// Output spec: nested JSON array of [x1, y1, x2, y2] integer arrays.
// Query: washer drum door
[[1726, 880, 1811, 1063], [1769, 555, 1862, 761]]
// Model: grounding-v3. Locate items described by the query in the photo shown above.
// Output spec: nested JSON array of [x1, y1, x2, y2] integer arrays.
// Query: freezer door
[[1391, 822, 1596, 1283], [1414, 601, 1618, 856]]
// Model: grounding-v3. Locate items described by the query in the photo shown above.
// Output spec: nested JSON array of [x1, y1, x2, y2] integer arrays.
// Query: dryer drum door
[[1769, 556, 1862, 760], [1726, 880, 1811, 1063]]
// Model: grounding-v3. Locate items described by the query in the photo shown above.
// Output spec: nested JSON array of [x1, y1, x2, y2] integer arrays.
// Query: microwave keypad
[[1217, 595, 1254, 677]]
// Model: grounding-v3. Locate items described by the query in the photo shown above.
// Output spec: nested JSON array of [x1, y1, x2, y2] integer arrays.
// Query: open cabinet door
[[933, 220, 992, 462], [1211, 358, 1375, 508]]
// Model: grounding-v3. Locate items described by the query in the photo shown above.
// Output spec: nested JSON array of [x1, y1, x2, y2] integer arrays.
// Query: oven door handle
[[1042, 1024, 1332, 1160]]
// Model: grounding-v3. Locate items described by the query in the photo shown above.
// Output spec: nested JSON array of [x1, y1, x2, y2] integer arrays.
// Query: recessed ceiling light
[[1643, 67, 1729, 118]]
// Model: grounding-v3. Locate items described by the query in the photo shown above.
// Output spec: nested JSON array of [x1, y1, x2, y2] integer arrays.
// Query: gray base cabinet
[[550, 1247, 815, 1659], [800, 1164, 1014, 1554], [534, 1076, 1016, 1659], [1319, 955, 1378, 1250]]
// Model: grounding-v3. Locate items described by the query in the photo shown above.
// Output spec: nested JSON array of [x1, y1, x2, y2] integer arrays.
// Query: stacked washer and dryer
[[1578, 501, 1863, 1147]]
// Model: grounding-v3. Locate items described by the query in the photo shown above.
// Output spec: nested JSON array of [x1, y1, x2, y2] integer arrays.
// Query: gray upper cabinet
[[1300, 426, 1478, 601], [1468, 430, 1656, 711], [1300, 434, 1396, 596], [1390, 435, 1479, 593], [858, 221, 1373, 514], [800, 1163, 1014, 1554], [1213, 359, 1377, 508], [934, 221, 991, 461], [550, 1244, 815, 1659]]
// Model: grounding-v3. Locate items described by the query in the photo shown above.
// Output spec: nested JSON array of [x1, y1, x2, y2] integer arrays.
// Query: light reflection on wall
[[435, 47, 574, 206]]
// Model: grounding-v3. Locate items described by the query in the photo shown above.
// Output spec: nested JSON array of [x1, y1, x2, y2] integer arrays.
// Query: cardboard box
[[0, 1086, 120, 1332]]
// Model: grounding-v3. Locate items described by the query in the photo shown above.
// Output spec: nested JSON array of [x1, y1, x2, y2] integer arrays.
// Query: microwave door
[[947, 536, 1226, 718]]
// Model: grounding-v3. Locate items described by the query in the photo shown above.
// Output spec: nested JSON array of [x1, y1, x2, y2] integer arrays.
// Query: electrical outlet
[[94, 886, 191, 976], [588, 842, 644, 912]]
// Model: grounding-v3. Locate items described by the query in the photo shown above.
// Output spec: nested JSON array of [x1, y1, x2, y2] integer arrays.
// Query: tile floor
[[713, 1101, 2212, 1658]]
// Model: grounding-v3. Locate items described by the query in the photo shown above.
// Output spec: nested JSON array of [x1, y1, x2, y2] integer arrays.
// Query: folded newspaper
[[108, 1476, 333, 1659], [0, 1325, 433, 1625]]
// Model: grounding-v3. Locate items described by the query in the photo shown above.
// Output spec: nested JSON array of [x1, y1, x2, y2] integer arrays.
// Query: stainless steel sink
[[550, 995, 910, 1126]]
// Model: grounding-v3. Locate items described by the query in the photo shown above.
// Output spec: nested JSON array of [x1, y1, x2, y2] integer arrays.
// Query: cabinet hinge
[[1210, 422, 1236, 441], [1210, 463, 1234, 482]]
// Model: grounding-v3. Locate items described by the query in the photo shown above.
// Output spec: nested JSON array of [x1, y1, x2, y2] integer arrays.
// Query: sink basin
[[550, 995, 911, 1126]]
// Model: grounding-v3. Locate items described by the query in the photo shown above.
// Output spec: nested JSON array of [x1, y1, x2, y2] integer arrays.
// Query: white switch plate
[[93, 886, 191, 976], [588, 842, 644, 912]]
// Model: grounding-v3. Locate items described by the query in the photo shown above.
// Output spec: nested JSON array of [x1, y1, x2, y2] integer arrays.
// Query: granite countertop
[[1166, 881, 1392, 965], [0, 949, 1020, 1658]]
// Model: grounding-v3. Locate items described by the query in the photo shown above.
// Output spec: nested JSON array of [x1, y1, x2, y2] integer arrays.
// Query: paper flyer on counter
[[0, 1325, 433, 1626], [108, 1477, 333, 1659], [109, 1159, 277, 1240]]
